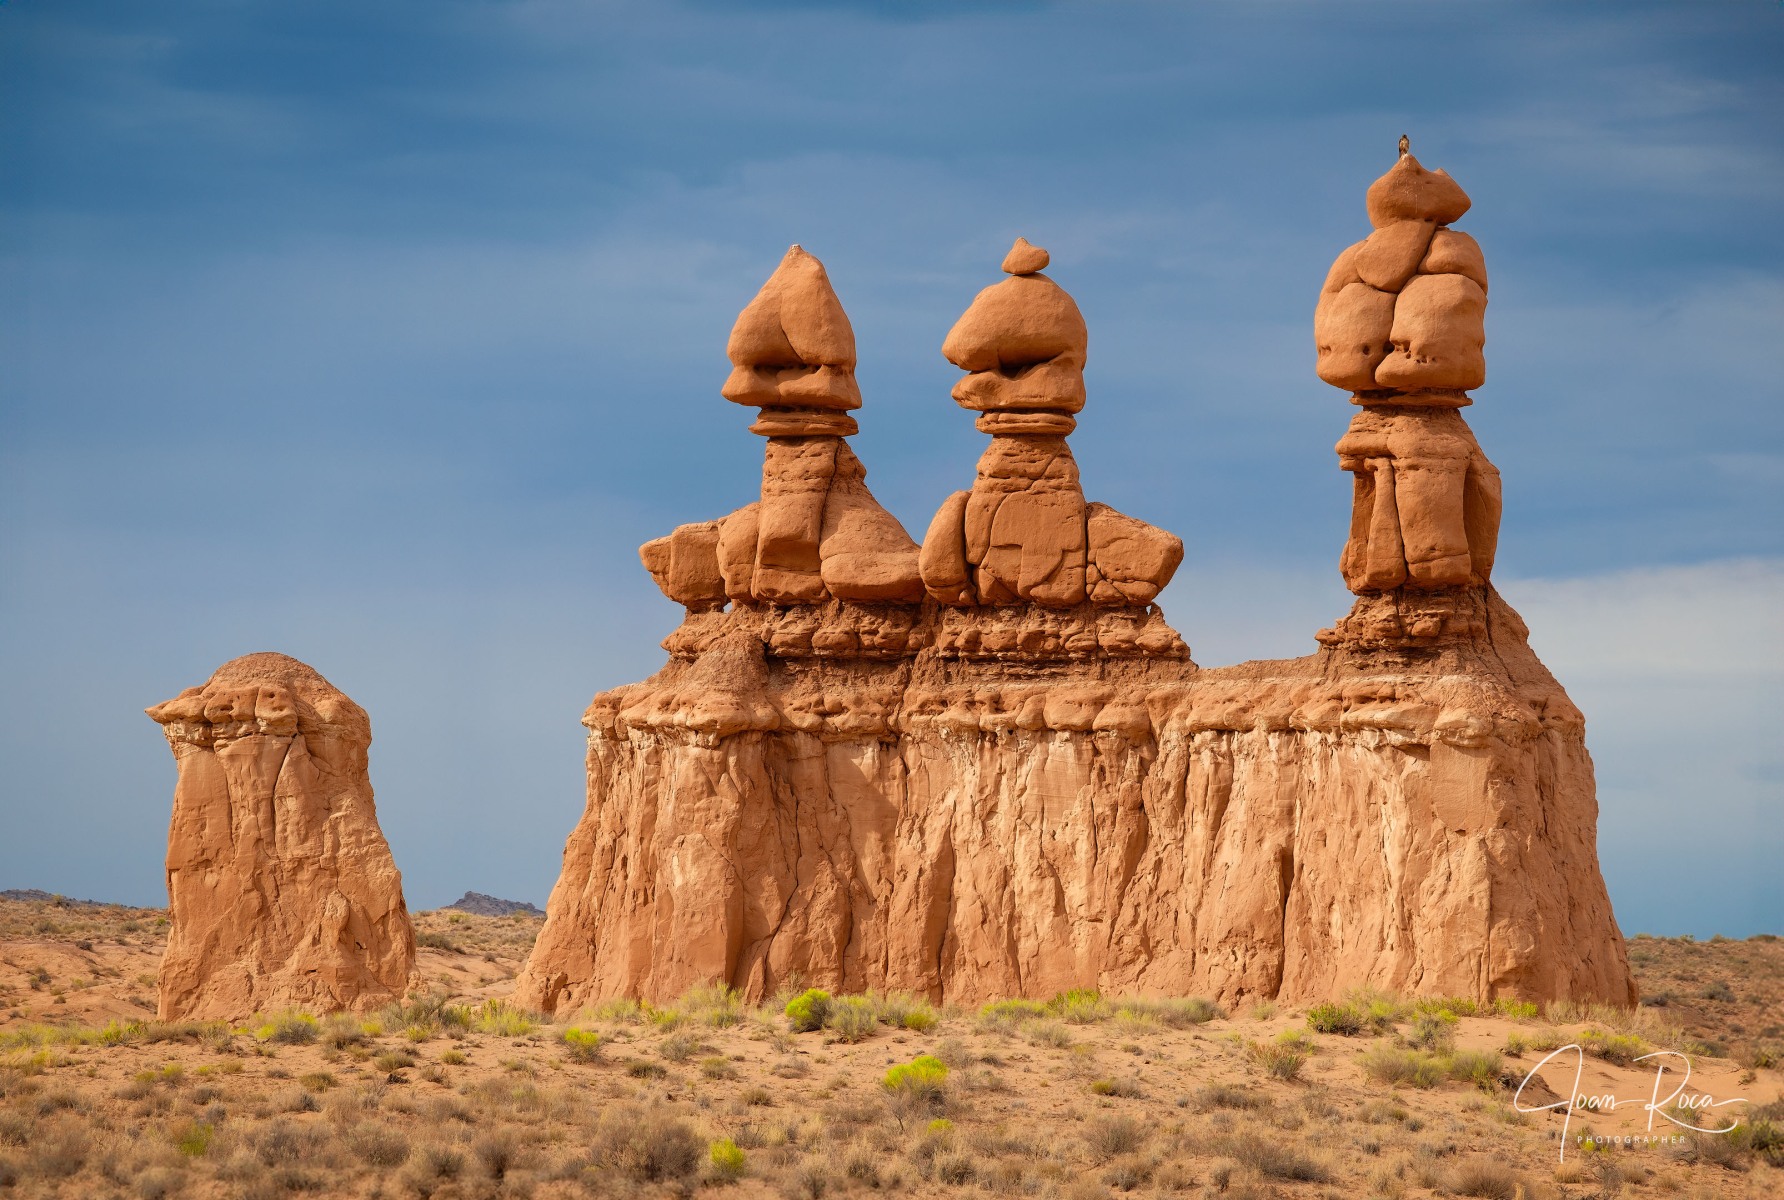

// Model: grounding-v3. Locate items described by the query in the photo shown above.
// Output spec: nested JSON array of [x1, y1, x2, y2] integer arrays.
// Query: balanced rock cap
[[722, 245, 862, 413], [1002, 237, 1050, 276]]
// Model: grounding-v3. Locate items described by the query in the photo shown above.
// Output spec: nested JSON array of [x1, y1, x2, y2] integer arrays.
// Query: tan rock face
[[146, 653, 415, 1020]]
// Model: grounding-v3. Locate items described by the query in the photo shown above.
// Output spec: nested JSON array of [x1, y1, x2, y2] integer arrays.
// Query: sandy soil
[[1, 898, 1779, 1199]]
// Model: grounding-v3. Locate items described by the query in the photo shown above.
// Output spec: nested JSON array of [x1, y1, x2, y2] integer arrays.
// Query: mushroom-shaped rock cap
[[146, 652, 369, 739], [726, 245, 856, 370], [942, 247, 1087, 373], [1366, 152, 1471, 229], [1002, 237, 1050, 275]]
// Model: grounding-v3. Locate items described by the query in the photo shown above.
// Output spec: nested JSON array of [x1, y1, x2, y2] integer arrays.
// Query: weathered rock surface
[[515, 590, 1632, 1013], [146, 653, 415, 1020]]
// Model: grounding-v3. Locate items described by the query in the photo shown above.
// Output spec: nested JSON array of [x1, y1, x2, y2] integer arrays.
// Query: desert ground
[[1, 897, 1778, 1199]]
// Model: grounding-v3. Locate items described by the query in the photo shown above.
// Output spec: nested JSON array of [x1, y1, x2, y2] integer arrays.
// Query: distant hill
[[441, 891, 543, 917], [0, 888, 120, 907]]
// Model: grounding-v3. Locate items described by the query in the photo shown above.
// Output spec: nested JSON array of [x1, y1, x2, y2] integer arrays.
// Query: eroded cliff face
[[515, 592, 1634, 1013], [146, 653, 416, 1020]]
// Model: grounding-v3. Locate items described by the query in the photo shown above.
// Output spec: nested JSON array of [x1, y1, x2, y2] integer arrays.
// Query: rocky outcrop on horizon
[[443, 892, 543, 917], [146, 654, 415, 1020], [515, 171, 1637, 1017]]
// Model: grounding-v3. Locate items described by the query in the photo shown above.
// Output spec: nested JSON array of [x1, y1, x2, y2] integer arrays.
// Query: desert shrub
[[0, 1112, 29, 1147], [1361, 1044, 1447, 1088], [826, 996, 878, 1043], [587, 997, 643, 1024], [374, 1049, 416, 1072], [319, 1014, 368, 1049], [1050, 988, 1108, 1024], [1118, 996, 1222, 1027], [1102, 1154, 1153, 1191], [659, 1031, 707, 1062], [841, 1141, 881, 1186], [473, 1132, 520, 1180], [1449, 1157, 1526, 1198], [254, 1120, 331, 1167], [171, 1120, 214, 1157], [407, 1143, 465, 1186], [1492, 998, 1540, 1020], [884, 1054, 948, 1098], [346, 1124, 410, 1167], [784, 988, 832, 1032], [677, 982, 744, 1028], [471, 1000, 535, 1037], [626, 1058, 667, 1079], [976, 998, 1048, 1033], [1196, 1082, 1264, 1110], [1022, 1018, 1073, 1048], [439, 1048, 467, 1066], [700, 1054, 738, 1080], [935, 1151, 976, 1184], [1247, 1034, 1308, 1081], [30, 1120, 88, 1178], [594, 1105, 701, 1182], [1579, 1028, 1648, 1065], [298, 1071, 336, 1092], [1090, 1076, 1143, 1098], [416, 931, 461, 953], [708, 1137, 747, 1181], [1408, 1011, 1457, 1053], [1215, 1131, 1332, 1182], [561, 1027, 602, 1063], [1083, 1115, 1145, 1162], [871, 992, 940, 1032], [1307, 1002, 1365, 1035], [1445, 1049, 1502, 1090], [254, 1011, 319, 1045]]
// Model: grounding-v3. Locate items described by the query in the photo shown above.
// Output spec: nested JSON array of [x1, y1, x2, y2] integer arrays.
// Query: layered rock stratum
[[518, 150, 1635, 1013], [147, 653, 415, 1020]]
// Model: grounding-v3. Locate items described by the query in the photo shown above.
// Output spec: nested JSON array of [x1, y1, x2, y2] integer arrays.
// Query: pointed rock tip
[[1002, 237, 1050, 275]]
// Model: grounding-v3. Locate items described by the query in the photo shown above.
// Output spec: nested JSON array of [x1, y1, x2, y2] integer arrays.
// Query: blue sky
[[2, 1, 1779, 936]]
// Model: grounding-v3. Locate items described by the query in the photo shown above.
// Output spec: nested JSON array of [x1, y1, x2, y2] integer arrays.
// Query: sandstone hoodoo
[[147, 653, 415, 1021], [639, 244, 924, 608], [519, 168, 1634, 1015], [921, 239, 1184, 609]]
